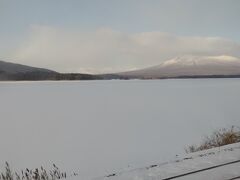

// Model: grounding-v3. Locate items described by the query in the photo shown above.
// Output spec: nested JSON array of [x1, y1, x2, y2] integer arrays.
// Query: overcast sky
[[1, 0, 240, 73]]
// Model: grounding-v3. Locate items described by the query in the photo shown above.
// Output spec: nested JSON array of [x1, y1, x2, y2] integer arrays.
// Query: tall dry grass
[[0, 162, 77, 180], [186, 126, 240, 153]]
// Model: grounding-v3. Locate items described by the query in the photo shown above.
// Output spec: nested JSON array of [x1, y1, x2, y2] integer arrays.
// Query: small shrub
[[186, 126, 240, 153]]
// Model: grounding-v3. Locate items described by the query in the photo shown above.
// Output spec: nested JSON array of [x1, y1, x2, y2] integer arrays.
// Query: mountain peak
[[161, 55, 240, 67]]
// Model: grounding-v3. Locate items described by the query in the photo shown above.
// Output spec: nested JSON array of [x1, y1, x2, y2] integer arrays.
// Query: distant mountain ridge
[[1, 56, 240, 81], [117, 55, 240, 79], [0, 60, 102, 81]]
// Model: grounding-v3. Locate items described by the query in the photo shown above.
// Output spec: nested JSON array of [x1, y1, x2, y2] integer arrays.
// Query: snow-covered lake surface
[[0, 79, 240, 179]]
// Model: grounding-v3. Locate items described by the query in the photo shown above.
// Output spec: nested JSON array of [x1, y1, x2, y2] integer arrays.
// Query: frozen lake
[[0, 79, 240, 179]]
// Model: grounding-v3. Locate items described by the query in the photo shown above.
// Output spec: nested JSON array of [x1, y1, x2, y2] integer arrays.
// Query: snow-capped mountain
[[118, 55, 240, 79]]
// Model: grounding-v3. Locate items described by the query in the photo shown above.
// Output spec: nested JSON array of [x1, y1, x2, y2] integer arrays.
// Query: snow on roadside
[[86, 142, 240, 180]]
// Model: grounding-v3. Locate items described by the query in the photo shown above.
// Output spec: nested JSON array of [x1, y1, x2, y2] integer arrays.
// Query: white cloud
[[12, 25, 240, 73]]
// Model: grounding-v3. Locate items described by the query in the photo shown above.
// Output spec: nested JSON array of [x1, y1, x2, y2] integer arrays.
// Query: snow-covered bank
[[94, 142, 240, 180]]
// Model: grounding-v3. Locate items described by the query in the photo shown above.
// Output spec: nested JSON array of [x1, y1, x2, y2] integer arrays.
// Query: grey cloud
[[12, 25, 240, 73]]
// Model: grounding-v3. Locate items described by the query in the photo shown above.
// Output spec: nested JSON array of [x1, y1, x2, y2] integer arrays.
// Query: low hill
[[0, 60, 102, 81]]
